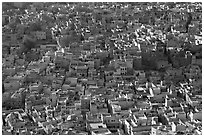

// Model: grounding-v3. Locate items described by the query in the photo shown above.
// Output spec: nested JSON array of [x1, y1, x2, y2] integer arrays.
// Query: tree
[[58, 35, 71, 48], [8, 21, 17, 32], [29, 21, 42, 31], [20, 36, 37, 54]]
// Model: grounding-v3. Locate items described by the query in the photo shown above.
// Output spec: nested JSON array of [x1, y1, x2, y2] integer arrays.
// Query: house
[[86, 61, 95, 69], [192, 111, 202, 121], [29, 82, 43, 92], [81, 95, 91, 114], [2, 15, 10, 26], [4, 78, 21, 92], [86, 113, 103, 123], [88, 68, 97, 80], [191, 11, 202, 22], [59, 121, 75, 130], [122, 119, 133, 135], [191, 55, 202, 66], [87, 122, 111, 135], [136, 114, 148, 126], [3, 67, 16, 76], [133, 56, 142, 70], [2, 93, 24, 109], [35, 31, 46, 40], [110, 104, 121, 115], [76, 66, 88, 78], [116, 65, 127, 75], [103, 115, 121, 132], [64, 77, 78, 86], [64, 52, 73, 60]]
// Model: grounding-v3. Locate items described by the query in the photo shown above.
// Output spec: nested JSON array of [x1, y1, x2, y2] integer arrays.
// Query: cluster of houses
[[2, 2, 202, 135]]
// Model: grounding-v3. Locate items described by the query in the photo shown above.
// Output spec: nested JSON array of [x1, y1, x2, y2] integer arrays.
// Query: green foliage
[[2, 3, 14, 11], [8, 21, 17, 31], [29, 21, 42, 31], [58, 35, 71, 48], [58, 32, 81, 48], [20, 36, 37, 54]]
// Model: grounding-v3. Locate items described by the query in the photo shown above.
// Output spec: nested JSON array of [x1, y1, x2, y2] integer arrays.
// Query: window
[[98, 126, 103, 128]]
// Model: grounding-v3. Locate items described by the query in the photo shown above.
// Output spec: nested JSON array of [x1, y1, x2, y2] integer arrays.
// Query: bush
[[20, 36, 37, 54]]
